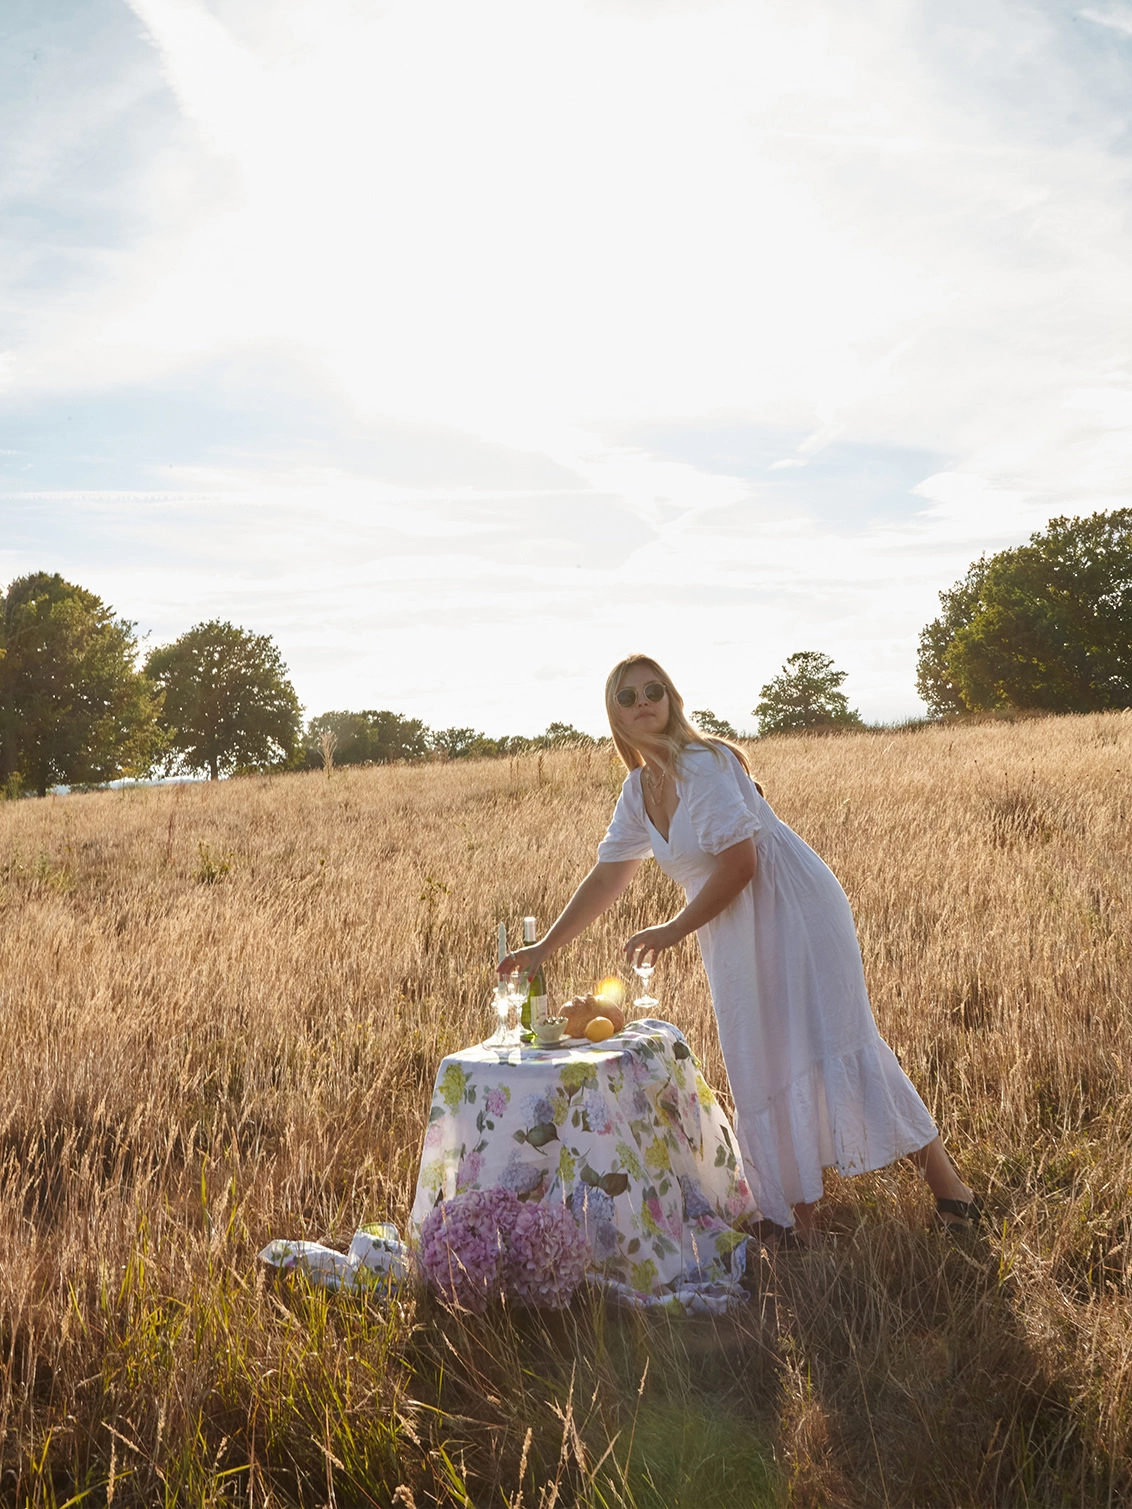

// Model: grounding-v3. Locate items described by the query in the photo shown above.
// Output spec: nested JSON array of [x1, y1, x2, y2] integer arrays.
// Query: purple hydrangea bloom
[[497, 1157, 547, 1198], [520, 1094, 555, 1127], [505, 1199, 590, 1309], [418, 1185, 592, 1311], [417, 1186, 521, 1312], [679, 1174, 715, 1221], [456, 1148, 485, 1189], [571, 1185, 619, 1261], [580, 1089, 615, 1135]]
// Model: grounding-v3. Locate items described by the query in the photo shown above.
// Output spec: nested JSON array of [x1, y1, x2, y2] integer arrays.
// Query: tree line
[[0, 574, 602, 796], [756, 508, 1132, 732], [1, 510, 1128, 795]]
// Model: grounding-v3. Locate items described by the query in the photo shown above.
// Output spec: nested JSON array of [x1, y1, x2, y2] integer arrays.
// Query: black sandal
[[934, 1196, 983, 1231]]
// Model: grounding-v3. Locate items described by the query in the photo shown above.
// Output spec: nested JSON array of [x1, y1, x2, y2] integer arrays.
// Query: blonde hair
[[603, 654, 756, 782]]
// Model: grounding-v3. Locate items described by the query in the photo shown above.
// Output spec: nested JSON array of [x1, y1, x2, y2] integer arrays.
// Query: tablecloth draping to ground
[[410, 1019, 758, 1309]]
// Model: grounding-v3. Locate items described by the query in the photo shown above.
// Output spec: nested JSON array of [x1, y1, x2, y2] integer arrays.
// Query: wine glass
[[632, 958, 659, 1013], [484, 981, 511, 1047], [505, 969, 528, 1045]]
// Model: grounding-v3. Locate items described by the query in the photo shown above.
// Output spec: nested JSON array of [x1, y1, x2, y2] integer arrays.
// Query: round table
[[411, 1018, 758, 1309]]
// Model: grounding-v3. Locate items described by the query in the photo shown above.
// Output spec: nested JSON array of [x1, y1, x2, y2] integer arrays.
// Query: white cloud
[[3, 0, 1132, 725], [1080, 7, 1132, 38]]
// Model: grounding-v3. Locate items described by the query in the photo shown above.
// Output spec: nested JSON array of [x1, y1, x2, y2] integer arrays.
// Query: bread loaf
[[563, 993, 626, 1038]]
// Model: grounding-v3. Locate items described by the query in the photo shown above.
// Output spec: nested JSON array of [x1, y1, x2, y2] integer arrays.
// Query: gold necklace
[[644, 764, 667, 791]]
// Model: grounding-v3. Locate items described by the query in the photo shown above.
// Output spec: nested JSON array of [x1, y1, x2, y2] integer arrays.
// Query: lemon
[[585, 1015, 615, 1042]]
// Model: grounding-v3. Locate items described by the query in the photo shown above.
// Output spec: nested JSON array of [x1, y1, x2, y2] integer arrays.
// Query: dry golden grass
[[1, 714, 1131, 1506]]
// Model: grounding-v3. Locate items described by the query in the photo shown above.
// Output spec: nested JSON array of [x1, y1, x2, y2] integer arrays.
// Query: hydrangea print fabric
[[411, 1020, 757, 1308], [417, 1186, 589, 1311]]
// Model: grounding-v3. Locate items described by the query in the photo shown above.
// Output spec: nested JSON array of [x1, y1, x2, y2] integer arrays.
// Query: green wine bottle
[[521, 915, 547, 1039]]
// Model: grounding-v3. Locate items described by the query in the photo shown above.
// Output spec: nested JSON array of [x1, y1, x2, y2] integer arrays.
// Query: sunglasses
[[615, 681, 668, 708]]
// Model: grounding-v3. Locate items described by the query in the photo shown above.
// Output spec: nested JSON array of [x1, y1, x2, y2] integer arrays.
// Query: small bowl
[[533, 1017, 568, 1046]]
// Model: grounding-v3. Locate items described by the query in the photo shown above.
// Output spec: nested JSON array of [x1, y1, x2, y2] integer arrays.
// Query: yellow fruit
[[585, 1015, 615, 1042]]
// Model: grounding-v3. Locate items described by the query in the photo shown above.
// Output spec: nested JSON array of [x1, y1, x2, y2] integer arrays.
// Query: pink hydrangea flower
[[505, 1199, 590, 1309], [456, 1149, 484, 1188], [417, 1187, 521, 1312], [645, 1195, 679, 1238], [418, 1186, 590, 1311]]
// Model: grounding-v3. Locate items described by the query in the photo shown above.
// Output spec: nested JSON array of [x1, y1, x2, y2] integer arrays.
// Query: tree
[[429, 726, 490, 760], [0, 572, 163, 797], [537, 722, 597, 748], [753, 651, 863, 736], [304, 709, 431, 768], [146, 621, 302, 780], [916, 509, 1132, 716], [691, 708, 738, 738]]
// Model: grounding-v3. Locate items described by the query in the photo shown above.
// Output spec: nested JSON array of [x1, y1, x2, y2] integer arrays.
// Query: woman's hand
[[497, 944, 546, 981], [623, 922, 679, 969], [494, 862, 640, 982], [622, 841, 756, 969]]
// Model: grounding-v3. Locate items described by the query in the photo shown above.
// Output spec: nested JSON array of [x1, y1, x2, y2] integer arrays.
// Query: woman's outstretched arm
[[498, 859, 641, 979], [623, 837, 756, 966]]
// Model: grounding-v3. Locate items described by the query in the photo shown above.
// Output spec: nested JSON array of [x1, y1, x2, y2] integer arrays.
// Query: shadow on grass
[[25, 1193, 1126, 1507], [405, 1188, 1128, 1508], [406, 1283, 781, 1507]]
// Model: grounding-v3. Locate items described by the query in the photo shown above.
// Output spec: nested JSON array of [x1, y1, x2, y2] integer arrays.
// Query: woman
[[500, 653, 979, 1238]]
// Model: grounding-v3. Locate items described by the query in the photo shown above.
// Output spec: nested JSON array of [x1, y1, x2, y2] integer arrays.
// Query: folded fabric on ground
[[258, 1223, 410, 1294]]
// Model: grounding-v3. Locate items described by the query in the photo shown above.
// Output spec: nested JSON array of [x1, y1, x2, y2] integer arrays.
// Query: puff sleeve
[[679, 745, 762, 856], [596, 772, 654, 862]]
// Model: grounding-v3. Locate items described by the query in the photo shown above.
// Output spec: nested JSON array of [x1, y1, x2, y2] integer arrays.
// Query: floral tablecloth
[[410, 1019, 758, 1309]]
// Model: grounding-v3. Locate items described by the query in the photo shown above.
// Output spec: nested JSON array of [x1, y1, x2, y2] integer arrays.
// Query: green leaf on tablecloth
[[577, 1160, 628, 1197], [524, 1122, 559, 1149], [714, 1143, 729, 1167], [598, 1171, 630, 1198], [428, 1104, 445, 1124], [572, 1110, 592, 1132], [715, 1228, 747, 1255], [630, 1257, 658, 1293], [626, 1237, 640, 1255]]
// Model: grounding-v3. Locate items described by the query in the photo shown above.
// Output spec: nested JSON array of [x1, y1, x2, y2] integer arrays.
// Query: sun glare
[[597, 977, 625, 1006]]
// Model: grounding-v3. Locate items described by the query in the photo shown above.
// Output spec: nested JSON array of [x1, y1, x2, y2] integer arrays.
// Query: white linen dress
[[597, 742, 937, 1228]]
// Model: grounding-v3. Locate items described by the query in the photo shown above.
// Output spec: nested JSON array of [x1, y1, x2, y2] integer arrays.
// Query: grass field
[[1, 713, 1130, 1506]]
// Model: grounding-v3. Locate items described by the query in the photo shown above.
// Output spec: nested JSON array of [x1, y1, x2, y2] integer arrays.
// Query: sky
[[2, 0, 1131, 736]]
